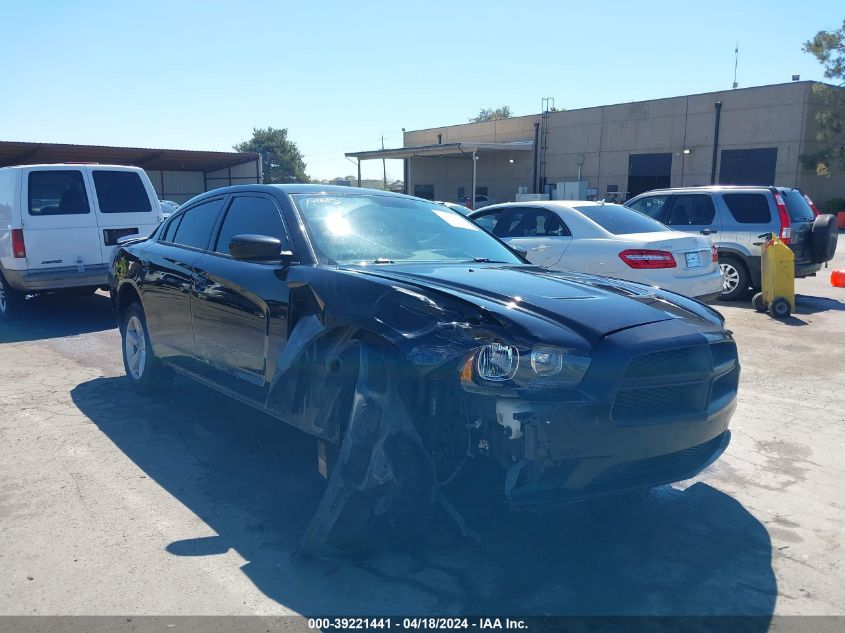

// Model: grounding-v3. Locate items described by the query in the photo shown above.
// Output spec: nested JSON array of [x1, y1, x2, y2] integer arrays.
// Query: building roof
[[346, 140, 534, 161], [0, 141, 260, 172]]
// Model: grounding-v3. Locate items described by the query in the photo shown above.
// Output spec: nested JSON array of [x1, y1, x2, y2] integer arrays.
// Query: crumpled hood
[[342, 262, 719, 344]]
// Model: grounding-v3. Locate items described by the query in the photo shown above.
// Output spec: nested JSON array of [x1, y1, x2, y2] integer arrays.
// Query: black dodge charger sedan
[[110, 184, 738, 554]]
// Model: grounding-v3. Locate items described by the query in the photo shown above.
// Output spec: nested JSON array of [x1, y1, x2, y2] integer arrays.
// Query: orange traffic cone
[[832, 270, 845, 288]]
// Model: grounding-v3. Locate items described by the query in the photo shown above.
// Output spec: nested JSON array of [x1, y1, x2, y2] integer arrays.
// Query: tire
[[810, 214, 838, 264], [752, 292, 766, 312], [718, 256, 750, 301], [0, 272, 26, 320], [121, 303, 172, 394], [769, 297, 791, 319]]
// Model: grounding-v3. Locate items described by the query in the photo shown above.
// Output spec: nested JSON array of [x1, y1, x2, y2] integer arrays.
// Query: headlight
[[530, 347, 564, 376], [476, 343, 519, 381], [461, 343, 591, 391]]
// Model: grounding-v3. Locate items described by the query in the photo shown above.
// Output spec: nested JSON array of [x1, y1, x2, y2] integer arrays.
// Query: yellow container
[[754, 235, 795, 318]]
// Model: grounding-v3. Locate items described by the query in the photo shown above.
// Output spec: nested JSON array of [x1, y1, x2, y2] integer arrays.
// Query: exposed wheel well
[[115, 283, 142, 328]]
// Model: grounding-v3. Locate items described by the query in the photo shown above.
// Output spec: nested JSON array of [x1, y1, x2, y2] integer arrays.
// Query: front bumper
[[3, 265, 109, 292], [467, 319, 739, 505]]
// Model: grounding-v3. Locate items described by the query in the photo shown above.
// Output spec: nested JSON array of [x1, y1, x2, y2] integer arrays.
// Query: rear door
[[662, 193, 720, 241], [718, 192, 773, 257], [496, 206, 573, 267], [19, 166, 103, 272], [88, 167, 163, 264], [780, 189, 816, 264]]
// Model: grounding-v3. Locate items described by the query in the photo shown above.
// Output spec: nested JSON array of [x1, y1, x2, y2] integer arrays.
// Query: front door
[[191, 194, 294, 401]]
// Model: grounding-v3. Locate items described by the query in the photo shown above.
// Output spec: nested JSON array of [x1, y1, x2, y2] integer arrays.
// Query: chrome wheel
[[124, 315, 147, 380], [720, 262, 740, 293]]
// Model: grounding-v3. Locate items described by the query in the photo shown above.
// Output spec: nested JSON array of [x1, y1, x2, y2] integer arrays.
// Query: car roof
[[630, 185, 799, 197], [181, 183, 426, 206], [470, 200, 616, 213]]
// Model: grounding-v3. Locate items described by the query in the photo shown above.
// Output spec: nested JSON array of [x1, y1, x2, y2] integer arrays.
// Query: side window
[[628, 195, 667, 220], [92, 171, 152, 214], [161, 214, 182, 242], [172, 198, 225, 250], [28, 170, 90, 216], [214, 196, 291, 255], [666, 195, 716, 225], [501, 208, 571, 237], [472, 209, 506, 234], [722, 193, 772, 224]]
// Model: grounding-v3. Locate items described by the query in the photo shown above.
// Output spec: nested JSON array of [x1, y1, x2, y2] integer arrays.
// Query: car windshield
[[291, 193, 523, 265], [573, 203, 671, 234]]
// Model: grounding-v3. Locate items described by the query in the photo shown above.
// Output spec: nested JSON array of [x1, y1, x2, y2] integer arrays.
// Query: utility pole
[[381, 135, 388, 190]]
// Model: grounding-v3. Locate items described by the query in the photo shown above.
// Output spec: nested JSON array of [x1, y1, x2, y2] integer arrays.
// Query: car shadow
[[0, 291, 116, 343], [72, 376, 776, 619]]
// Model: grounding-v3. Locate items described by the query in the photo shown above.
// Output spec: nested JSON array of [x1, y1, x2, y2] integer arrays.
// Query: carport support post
[[357, 159, 361, 188], [471, 150, 477, 209]]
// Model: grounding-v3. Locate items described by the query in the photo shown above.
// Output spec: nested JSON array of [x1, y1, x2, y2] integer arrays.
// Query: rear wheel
[[121, 303, 172, 393], [718, 256, 750, 301], [0, 273, 26, 320]]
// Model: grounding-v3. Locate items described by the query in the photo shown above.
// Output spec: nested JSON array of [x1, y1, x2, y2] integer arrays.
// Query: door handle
[[700, 229, 715, 235]]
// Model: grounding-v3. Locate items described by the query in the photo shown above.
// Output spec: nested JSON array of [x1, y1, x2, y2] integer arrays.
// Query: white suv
[[0, 164, 163, 318]]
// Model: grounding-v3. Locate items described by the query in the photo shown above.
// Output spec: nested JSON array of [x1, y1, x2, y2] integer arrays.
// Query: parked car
[[462, 194, 494, 210], [0, 163, 163, 318], [159, 200, 180, 218], [469, 201, 723, 303], [435, 200, 473, 215], [625, 186, 838, 300], [111, 185, 738, 555]]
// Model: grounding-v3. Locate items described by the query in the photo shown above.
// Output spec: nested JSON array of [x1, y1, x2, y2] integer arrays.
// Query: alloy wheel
[[720, 263, 740, 293], [124, 315, 147, 379]]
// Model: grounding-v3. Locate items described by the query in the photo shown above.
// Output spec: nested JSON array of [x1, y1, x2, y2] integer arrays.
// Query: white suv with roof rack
[[0, 163, 163, 318]]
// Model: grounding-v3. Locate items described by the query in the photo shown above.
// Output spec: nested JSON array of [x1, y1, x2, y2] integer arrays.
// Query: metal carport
[[345, 141, 534, 204]]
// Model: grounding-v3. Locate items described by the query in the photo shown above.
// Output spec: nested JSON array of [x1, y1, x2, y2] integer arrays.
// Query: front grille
[[624, 346, 710, 379], [613, 342, 738, 426]]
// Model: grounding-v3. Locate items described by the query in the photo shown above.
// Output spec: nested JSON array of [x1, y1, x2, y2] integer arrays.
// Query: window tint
[[28, 170, 90, 216], [92, 171, 152, 214], [665, 194, 716, 225], [162, 214, 182, 242], [628, 195, 668, 220], [472, 209, 506, 233], [500, 208, 571, 237], [781, 190, 815, 222], [573, 203, 670, 234], [723, 193, 771, 224], [172, 198, 225, 250], [215, 196, 291, 255]]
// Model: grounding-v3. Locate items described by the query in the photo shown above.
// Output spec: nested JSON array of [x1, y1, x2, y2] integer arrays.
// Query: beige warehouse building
[[349, 81, 844, 208]]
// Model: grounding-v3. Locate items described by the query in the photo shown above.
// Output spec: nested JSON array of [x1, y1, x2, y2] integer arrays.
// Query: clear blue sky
[[0, 0, 841, 181]]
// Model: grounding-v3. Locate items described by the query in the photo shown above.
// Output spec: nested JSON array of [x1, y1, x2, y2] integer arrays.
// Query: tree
[[468, 106, 512, 123], [802, 19, 845, 176], [234, 127, 308, 183]]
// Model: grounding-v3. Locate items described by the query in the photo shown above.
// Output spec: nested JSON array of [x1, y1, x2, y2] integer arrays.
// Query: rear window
[[92, 171, 152, 214], [781, 189, 816, 222], [573, 203, 670, 235], [28, 170, 90, 216], [723, 193, 771, 224]]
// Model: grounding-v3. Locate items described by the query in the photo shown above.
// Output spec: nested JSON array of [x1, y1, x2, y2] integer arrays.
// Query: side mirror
[[229, 234, 294, 262], [510, 244, 528, 259]]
